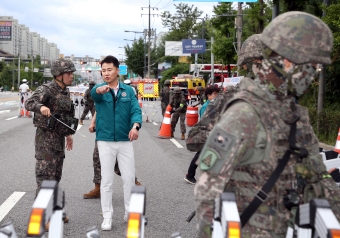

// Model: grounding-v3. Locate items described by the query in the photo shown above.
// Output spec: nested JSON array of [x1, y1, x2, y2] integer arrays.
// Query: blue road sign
[[182, 39, 206, 54], [119, 65, 127, 75]]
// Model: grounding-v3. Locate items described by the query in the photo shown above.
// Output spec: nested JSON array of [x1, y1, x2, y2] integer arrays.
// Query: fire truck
[[134, 79, 159, 100], [191, 64, 238, 84], [170, 74, 206, 103]]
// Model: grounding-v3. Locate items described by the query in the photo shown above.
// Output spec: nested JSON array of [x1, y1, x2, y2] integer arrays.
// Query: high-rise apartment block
[[0, 16, 60, 62]]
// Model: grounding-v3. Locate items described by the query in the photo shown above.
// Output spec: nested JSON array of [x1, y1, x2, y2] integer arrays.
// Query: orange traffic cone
[[20, 108, 30, 117], [138, 95, 142, 108], [334, 128, 340, 153], [158, 105, 172, 139]]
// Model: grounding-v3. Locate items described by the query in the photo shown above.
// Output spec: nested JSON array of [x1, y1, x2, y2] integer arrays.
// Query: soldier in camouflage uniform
[[170, 87, 187, 140], [186, 34, 265, 153], [195, 12, 340, 238], [25, 58, 76, 225], [160, 80, 171, 116], [79, 81, 96, 125]]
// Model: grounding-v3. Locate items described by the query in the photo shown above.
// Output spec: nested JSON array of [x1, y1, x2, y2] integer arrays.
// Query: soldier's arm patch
[[199, 129, 237, 171]]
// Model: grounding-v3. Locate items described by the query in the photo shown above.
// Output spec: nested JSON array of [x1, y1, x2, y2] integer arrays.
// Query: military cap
[[174, 87, 181, 93], [51, 59, 76, 76], [237, 34, 265, 66]]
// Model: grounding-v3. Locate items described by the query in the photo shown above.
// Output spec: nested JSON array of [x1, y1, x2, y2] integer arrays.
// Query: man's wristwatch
[[133, 125, 140, 131]]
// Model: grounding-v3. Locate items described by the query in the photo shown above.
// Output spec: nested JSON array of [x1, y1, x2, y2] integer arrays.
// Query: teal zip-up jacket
[[91, 82, 142, 142]]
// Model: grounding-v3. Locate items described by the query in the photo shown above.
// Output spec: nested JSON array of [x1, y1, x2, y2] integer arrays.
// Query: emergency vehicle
[[135, 79, 159, 100], [170, 74, 206, 102], [197, 64, 238, 84]]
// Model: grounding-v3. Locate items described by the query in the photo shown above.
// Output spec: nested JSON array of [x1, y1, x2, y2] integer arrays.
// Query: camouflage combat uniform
[[169, 90, 187, 134], [25, 80, 74, 196], [186, 86, 238, 152], [195, 12, 340, 238], [198, 90, 207, 105], [80, 88, 95, 121], [92, 141, 101, 184], [160, 86, 171, 116]]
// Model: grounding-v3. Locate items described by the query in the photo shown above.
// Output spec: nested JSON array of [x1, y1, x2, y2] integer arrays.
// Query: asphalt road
[[0, 93, 199, 238]]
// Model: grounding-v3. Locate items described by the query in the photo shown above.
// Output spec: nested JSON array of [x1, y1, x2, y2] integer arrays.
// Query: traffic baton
[[50, 114, 86, 138]]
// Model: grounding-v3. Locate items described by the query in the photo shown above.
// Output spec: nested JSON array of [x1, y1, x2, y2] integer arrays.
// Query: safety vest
[[33, 83, 76, 137]]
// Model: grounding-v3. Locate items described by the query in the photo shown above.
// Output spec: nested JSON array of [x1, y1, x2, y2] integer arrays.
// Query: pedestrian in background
[[169, 86, 187, 140], [184, 86, 219, 185], [79, 81, 96, 125], [160, 80, 171, 116], [91, 55, 142, 231]]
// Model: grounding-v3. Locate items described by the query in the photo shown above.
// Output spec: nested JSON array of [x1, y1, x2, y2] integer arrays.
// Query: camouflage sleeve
[[84, 89, 90, 102], [25, 85, 48, 113], [200, 94, 228, 131], [194, 101, 263, 238], [180, 94, 186, 106]]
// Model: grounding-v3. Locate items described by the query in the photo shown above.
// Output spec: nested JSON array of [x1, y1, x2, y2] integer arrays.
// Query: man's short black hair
[[205, 85, 220, 98], [101, 55, 119, 68]]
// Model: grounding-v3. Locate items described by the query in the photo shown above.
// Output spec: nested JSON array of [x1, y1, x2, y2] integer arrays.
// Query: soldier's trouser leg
[[90, 106, 96, 118], [93, 141, 101, 184], [187, 151, 200, 179], [35, 151, 64, 197], [171, 112, 180, 132], [161, 102, 166, 117], [180, 112, 186, 134], [80, 106, 90, 120]]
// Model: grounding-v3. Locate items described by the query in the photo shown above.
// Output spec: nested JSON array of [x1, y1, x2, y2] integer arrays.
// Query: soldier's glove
[[47, 114, 61, 130], [175, 107, 183, 113], [170, 109, 175, 114]]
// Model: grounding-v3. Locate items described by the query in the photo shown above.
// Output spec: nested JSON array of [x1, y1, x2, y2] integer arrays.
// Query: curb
[[319, 142, 334, 151]]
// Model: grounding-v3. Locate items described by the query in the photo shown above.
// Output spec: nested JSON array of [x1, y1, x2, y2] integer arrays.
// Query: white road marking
[[0, 110, 10, 114], [0, 192, 26, 222], [5, 116, 18, 121], [152, 122, 158, 126], [77, 125, 82, 131], [170, 138, 184, 148]]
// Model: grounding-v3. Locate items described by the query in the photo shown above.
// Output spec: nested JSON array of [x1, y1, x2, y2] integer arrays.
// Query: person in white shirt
[[19, 79, 31, 117]]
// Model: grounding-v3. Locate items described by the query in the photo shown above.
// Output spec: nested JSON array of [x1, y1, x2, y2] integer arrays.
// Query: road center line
[[152, 122, 158, 126], [0, 192, 26, 222], [5, 116, 18, 121], [77, 125, 82, 131], [170, 138, 184, 148]]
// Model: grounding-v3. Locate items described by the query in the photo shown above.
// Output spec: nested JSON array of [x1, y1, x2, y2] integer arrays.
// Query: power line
[[154, 0, 164, 7], [159, 0, 173, 10]]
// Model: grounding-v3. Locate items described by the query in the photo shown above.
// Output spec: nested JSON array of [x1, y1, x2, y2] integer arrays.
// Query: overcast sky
[[0, 0, 218, 59]]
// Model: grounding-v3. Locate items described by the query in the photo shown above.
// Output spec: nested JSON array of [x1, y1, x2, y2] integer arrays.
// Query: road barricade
[[186, 106, 198, 126]]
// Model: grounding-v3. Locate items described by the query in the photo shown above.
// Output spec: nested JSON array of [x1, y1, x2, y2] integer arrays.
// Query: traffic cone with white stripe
[[158, 105, 172, 139], [334, 128, 340, 153]]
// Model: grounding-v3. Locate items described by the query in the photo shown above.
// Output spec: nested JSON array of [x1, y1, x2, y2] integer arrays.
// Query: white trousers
[[97, 141, 135, 219]]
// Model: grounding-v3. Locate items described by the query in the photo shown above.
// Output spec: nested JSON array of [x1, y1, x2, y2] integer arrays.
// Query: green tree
[[161, 3, 204, 40], [161, 63, 190, 84], [124, 38, 145, 77]]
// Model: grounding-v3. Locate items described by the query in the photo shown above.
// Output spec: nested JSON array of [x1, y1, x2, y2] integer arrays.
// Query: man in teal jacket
[[91, 55, 142, 231]]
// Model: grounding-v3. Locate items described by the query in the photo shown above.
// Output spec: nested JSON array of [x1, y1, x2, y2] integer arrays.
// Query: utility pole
[[272, 0, 279, 19], [17, 37, 21, 90], [318, 0, 331, 114], [211, 37, 214, 84], [236, 3, 243, 74], [142, 0, 158, 79]]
